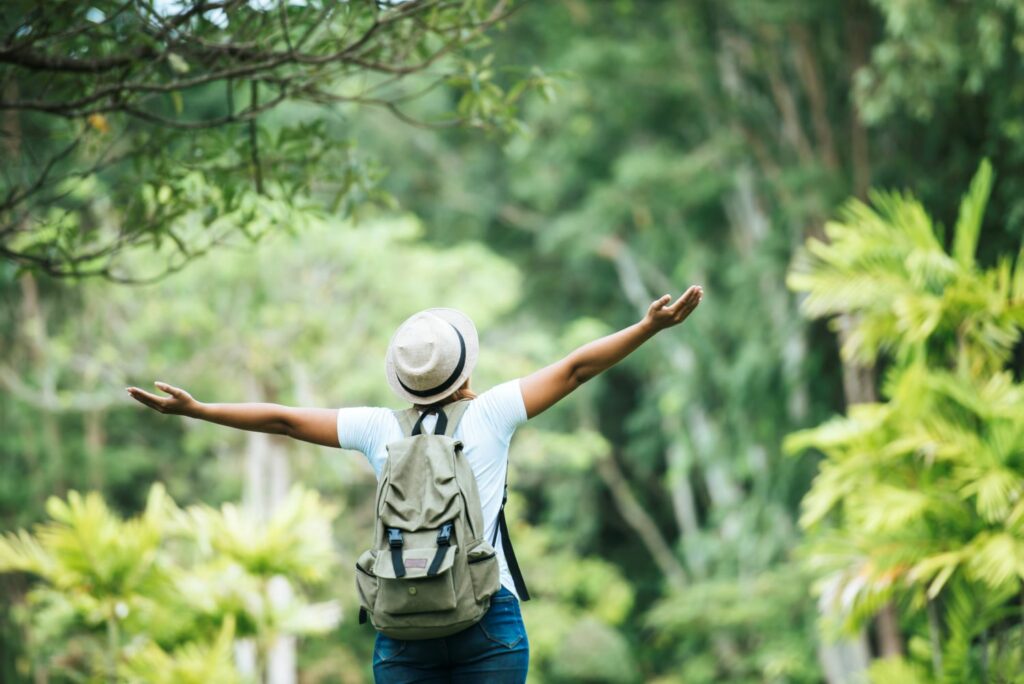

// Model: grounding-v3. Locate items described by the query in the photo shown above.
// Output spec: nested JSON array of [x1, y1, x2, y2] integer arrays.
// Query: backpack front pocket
[[373, 544, 459, 615], [378, 573, 457, 614]]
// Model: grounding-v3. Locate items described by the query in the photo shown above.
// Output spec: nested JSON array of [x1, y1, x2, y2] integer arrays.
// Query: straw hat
[[385, 308, 479, 405]]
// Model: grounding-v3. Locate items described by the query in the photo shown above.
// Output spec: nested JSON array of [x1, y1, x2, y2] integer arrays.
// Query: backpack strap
[[394, 407, 420, 436], [491, 482, 531, 601], [394, 399, 472, 437], [439, 399, 471, 437]]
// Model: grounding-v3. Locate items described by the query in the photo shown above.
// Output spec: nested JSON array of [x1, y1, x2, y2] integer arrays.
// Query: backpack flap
[[373, 543, 458, 580], [381, 435, 462, 529]]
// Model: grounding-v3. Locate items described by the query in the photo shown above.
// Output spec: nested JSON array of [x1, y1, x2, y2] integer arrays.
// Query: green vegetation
[[0, 485, 339, 682], [787, 160, 1024, 682], [2, 1, 1024, 683]]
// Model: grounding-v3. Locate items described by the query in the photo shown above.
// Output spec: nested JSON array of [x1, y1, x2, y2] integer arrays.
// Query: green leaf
[[952, 159, 993, 269], [167, 52, 191, 74]]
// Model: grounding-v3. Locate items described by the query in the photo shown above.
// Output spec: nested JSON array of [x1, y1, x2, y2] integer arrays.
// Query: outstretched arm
[[520, 285, 703, 419], [126, 382, 340, 448]]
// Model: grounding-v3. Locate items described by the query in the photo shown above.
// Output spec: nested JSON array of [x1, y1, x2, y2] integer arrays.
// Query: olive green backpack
[[355, 400, 502, 640]]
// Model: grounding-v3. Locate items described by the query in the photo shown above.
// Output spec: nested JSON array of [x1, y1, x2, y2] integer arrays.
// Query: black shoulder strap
[[491, 482, 531, 601], [394, 399, 471, 438], [407, 399, 471, 437]]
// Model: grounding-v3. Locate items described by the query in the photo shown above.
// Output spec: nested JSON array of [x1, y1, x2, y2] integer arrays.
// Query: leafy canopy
[[0, 0, 546, 279]]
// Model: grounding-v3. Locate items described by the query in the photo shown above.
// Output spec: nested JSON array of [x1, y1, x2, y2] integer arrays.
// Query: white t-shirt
[[337, 379, 528, 597]]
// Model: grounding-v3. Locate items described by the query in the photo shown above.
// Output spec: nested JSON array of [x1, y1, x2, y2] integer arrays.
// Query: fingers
[[648, 294, 672, 315], [668, 285, 702, 314], [154, 381, 184, 398], [656, 285, 703, 325], [126, 386, 170, 412], [680, 286, 703, 317]]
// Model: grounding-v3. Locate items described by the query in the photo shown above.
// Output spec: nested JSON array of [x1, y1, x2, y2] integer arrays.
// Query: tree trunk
[[237, 376, 296, 684], [18, 274, 66, 494], [926, 598, 943, 677], [662, 422, 705, 577], [844, 0, 872, 199], [824, 0, 904, 663], [602, 237, 744, 511], [84, 410, 106, 490], [817, 632, 872, 684]]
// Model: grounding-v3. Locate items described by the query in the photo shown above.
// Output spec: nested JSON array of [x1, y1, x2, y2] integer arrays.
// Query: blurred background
[[2, 1, 1024, 682]]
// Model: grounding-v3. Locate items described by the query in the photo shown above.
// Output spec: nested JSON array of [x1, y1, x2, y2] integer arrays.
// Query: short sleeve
[[336, 406, 394, 455], [474, 379, 528, 443]]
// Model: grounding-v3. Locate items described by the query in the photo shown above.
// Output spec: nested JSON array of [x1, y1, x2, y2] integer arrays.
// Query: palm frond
[[187, 486, 339, 583], [119, 616, 240, 684], [0, 529, 56, 578], [964, 533, 1024, 591], [951, 159, 993, 269]]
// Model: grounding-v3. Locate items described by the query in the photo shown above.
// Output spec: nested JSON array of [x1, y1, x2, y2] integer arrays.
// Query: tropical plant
[[0, 483, 340, 682], [786, 160, 1024, 682]]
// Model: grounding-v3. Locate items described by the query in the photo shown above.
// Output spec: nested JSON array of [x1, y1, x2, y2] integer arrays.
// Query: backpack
[[355, 400, 526, 639]]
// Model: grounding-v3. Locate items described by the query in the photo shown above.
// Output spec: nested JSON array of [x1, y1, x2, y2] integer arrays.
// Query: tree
[[787, 160, 1024, 682], [0, 0, 536, 279]]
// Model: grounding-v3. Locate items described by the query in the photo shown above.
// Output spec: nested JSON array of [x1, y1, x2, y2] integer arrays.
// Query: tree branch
[[596, 452, 688, 591], [249, 80, 263, 194]]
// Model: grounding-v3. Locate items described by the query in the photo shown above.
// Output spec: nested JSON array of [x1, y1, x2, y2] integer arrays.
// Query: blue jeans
[[372, 587, 529, 683]]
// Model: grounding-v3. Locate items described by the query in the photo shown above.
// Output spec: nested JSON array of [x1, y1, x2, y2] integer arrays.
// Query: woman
[[127, 285, 703, 683]]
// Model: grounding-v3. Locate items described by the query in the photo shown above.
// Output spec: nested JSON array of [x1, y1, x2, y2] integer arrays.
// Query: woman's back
[[337, 380, 527, 598]]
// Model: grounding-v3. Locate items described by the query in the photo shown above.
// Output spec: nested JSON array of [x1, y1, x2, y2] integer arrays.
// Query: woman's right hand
[[126, 382, 199, 416], [642, 285, 703, 333]]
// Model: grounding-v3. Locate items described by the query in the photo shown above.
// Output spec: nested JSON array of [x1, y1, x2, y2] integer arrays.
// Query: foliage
[[788, 161, 1024, 682], [645, 563, 820, 684], [4, 0, 1024, 682], [788, 159, 1024, 373], [0, 0, 552, 278], [0, 484, 340, 682], [119, 617, 240, 684]]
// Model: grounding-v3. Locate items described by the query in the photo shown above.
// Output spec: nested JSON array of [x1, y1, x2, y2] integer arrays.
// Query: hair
[[413, 379, 476, 410]]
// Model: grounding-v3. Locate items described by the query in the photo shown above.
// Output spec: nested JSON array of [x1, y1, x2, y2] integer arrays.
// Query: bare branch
[[596, 451, 688, 591], [0, 46, 158, 73], [2, 135, 81, 211], [249, 80, 264, 194]]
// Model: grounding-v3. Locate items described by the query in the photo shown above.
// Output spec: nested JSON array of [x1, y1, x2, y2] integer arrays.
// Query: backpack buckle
[[436, 521, 454, 547], [387, 528, 406, 578]]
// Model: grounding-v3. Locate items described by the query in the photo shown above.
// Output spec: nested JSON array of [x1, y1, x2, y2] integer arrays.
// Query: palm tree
[[786, 160, 1024, 683]]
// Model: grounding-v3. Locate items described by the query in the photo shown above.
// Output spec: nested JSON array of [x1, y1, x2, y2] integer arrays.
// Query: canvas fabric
[[356, 400, 502, 640]]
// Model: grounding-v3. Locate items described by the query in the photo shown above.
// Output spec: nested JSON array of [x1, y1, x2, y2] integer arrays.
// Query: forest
[[2, 1, 1024, 682]]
